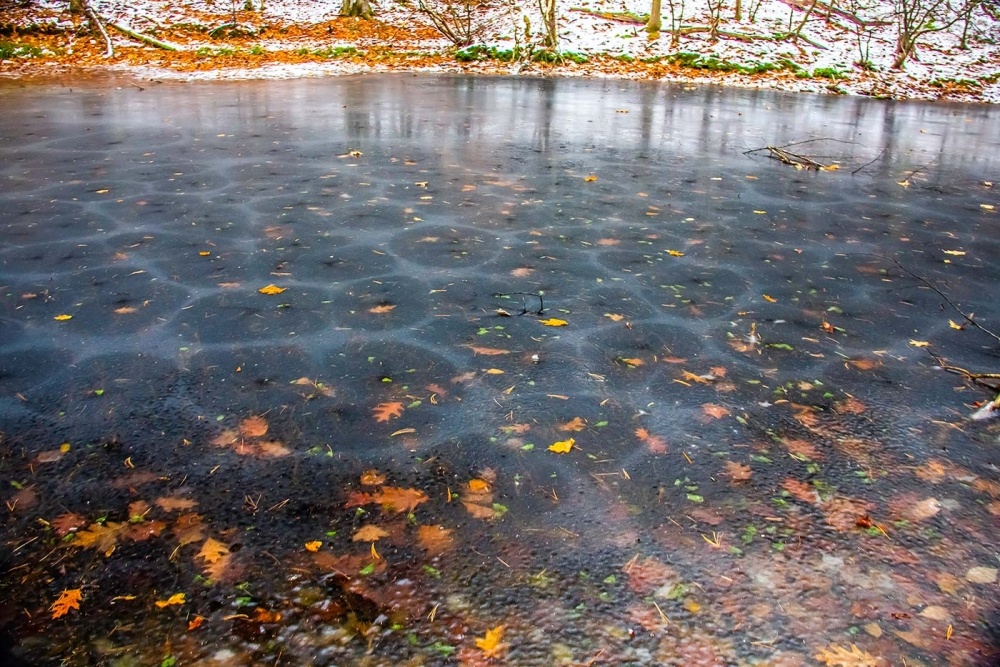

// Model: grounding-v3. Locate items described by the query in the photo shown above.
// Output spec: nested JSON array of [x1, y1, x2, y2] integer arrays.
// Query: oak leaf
[[352, 525, 390, 542], [372, 402, 404, 422], [74, 521, 127, 556], [50, 589, 82, 619], [558, 417, 587, 432], [813, 643, 877, 667], [197, 538, 230, 564], [701, 403, 730, 420], [51, 512, 86, 537]]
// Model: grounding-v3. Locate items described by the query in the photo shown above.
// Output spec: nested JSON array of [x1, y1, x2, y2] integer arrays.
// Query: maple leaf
[[173, 513, 206, 546], [464, 345, 511, 356], [155, 593, 185, 609], [372, 401, 404, 422], [50, 589, 82, 619], [368, 303, 396, 314], [373, 487, 428, 513], [197, 538, 230, 564], [475, 625, 506, 657], [258, 284, 286, 295], [701, 403, 730, 420], [558, 417, 587, 432], [813, 643, 877, 667], [548, 438, 575, 454], [352, 525, 390, 542], [539, 318, 568, 326], [239, 416, 268, 437]]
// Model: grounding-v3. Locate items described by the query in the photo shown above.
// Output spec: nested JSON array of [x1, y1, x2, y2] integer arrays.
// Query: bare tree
[[665, 0, 686, 44], [893, 0, 967, 68], [538, 0, 558, 48]]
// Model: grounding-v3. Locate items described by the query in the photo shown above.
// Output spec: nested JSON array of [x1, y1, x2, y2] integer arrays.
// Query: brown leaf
[[462, 501, 497, 520], [464, 345, 511, 356], [417, 524, 455, 554], [372, 401, 404, 423], [452, 371, 477, 383], [74, 521, 127, 556], [127, 520, 166, 542], [835, 397, 866, 415], [499, 423, 531, 434], [635, 427, 668, 454], [239, 416, 269, 437], [510, 267, 534, 277], [701, 403, 730, 420], [781, 437, 822, 460], [558, 417, 587, 432], [373, 487, 428, 513], [721, 461, 752, 483], [154, 496, 198, 512], [352, 525, 390, 542], [51, 512, 86, 537], [813, 643, 878, 667], [173, 513, 206, 546], [782, 478, 819, 505], [197, 538, 230, 564], [360, 469, 386, 486]]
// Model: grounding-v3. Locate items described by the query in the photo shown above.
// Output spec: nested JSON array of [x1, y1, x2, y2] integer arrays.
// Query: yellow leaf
[[548, 438, 575, 454], [304, 540, 322, 552], [813, 643, 878, 667], [197, 538, 230, 564], [604, 313, 625, 322], [949, 319, 965, 330], [60, 443, 71, 454], [485, 368, 505, 375], [258, 284, 287, 295], [667, 249, 685, 257], [763, 294, 777, 303], [539, 318, 568, 326], [909, 340, 931, 347], [475, 625, 505, 656], [981, 204, 995, 210], [897, 180, 910, 188], [753, 210, 766, 214], [199, 251, 211, 257], [155, 593, 186, 609], [50, 589, 82, 619], [54, 314, 73, 321], [584, 174, 597, 182], [820, 163, 840, 171], [942, 250, 966, 256], [349, 149, 363, 157]]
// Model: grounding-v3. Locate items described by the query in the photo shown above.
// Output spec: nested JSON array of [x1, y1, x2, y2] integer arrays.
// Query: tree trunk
[[340, 0, 373, 19], [734, 0, 742, 21], [539, 0, 558, 48], [647, 0, 663, 32], [69, 0, 85, 14]]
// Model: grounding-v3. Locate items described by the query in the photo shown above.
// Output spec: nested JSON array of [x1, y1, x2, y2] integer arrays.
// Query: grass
[[665, 52, 800, 75], [0, 41, 45, 59], [454, 45, 587, 64]]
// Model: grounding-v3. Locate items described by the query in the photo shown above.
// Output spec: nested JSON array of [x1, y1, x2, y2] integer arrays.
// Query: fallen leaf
[[258, 284, 287, 295], [50, 589, 82, 619], [701, 403, 730, 420], [464, 345, 511, 356], [239, 416, 268, 437], [558, 417, 587, 432], [548, 438, 575, 454], [539, 318, 568, 326], [53, 314, 73, 321], [188, 616, 205, 631], [468, 478, 490, 492], [948, 319, 965, 330], [619, 357, 644, 367], [584, 174, 597, 182], [667, 249, 685, 257], [604, 313, 625, 321], [155, 497, 197, 512], [197, 538, 230, 564], [909, 340, 931, 347], [485, 368, 505, 375], [942, 250, 966, 256], [51, 512, 86, 537], [114, 306, 138, 314], [360, 486, 428, 513], [155, 593, 186, 609], [74, 521, 127, 556], [721, 461, 752, 483], [813, 643, 877, 667], [373, 402, 404, 423], [965, 566, 998, 584], [368, 304, 396, 314], [635, 428, 668, 454], [763, 294, 777, 303], [417, 524, 455, 554], [352, 525, 390, 542], [304, 540, 323, 552], [475, 625, 506, 657], [360, 469, 386, 486]]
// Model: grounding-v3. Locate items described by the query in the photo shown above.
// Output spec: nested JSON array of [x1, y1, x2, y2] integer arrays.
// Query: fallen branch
[[570, 7, 647, 24], [108, 21, 179, 50], [776, 0, 889, 27], [744, 144, 831, 169], [83, 2, 114, 58]]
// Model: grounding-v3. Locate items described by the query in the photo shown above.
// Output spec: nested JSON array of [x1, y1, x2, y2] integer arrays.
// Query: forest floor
[[1, 0, 999, 103]]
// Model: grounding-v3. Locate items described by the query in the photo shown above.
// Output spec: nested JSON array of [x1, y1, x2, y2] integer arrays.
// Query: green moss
[[812, 66, 845, 80], [0, 41, 45, 59]]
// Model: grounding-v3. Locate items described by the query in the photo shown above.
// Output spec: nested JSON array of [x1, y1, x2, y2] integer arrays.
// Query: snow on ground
[[2, 0, 999, 102]]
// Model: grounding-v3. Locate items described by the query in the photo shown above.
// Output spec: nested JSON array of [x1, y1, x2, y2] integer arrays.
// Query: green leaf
[[686, 494, 704, 503], [423, 565, 441, 579], [359, 563, 376, 575], [429, 642, 456, 656]]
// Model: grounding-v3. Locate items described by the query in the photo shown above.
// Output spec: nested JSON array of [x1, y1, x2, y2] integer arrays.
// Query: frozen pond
[[1, 74, 999, 666]]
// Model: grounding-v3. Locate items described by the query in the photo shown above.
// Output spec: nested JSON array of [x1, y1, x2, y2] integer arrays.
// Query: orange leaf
[[763, 294, 777, 302], [187, 615, 205, 631], [635, 428, 668, 454], [701, 403, 730, 420], [619, 357, 644, 367], [373, 487, 428, 513], [239, 415, 268, 437], [372, 401, 404, 423], [783, 478, 819, 504], [468, 478, 490, 492], [155, 593, 185, 609], [74, 521, 127, 556], [50, 589, 82, 619], [360, 469, 386, 486], [679, 370, 712, 384], [475, 625, 506, 656], [464, 345, 511, 356], [813, 643, 878, 667], [352, 525, 390, 542], [667, 249, 685, 257], [558, 417, 587, 432], [417, 524, 455, 554], [368, 304, 396, 314], [258, 284, 287, 295], [584, 174, 597, 182], [304, 540, 323, 552], [721, 461, 752, 483]]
